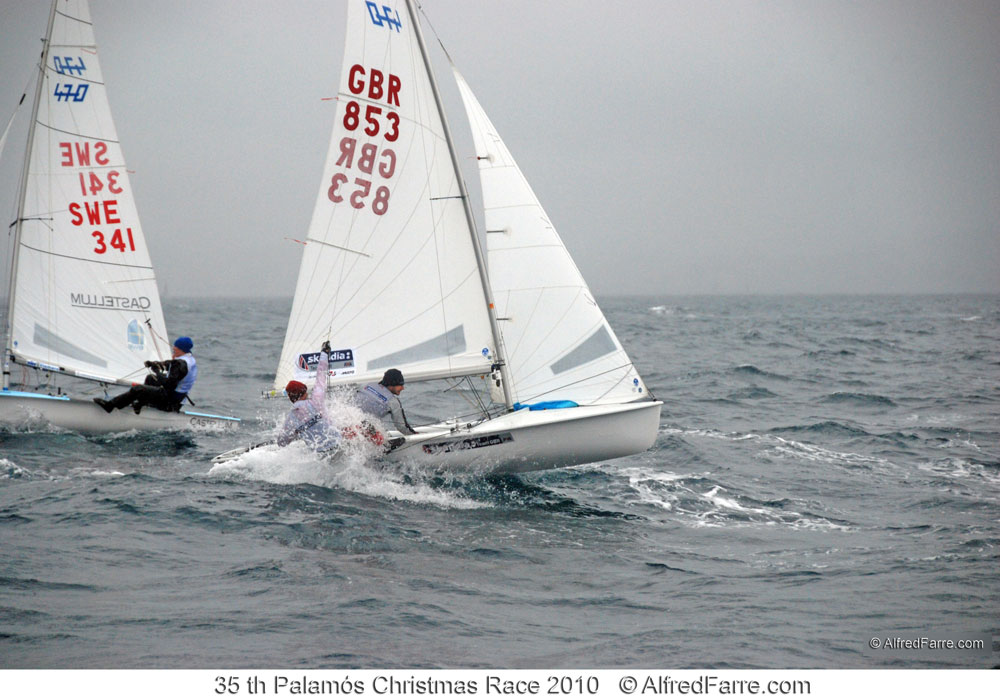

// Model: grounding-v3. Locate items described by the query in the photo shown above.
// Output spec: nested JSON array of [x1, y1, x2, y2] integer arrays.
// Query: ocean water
[[1, 294, 998, 669]]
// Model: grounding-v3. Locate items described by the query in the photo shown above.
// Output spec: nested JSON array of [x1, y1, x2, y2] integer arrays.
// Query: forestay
[[453, 70, 650, 406], [6, 0, 169, 386], [274, 0, 496, 391]]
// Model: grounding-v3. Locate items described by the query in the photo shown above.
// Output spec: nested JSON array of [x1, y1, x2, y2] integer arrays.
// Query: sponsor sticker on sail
[[127, 319, 145, 351], [293, 347, 356, 381]]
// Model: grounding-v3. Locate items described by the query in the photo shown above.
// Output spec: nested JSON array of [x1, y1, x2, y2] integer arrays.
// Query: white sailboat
[[270, 0, 660, 473], [0, 0, 239, 433]]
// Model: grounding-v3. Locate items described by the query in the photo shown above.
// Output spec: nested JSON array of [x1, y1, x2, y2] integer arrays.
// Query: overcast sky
[[1, 0, 998, 297]]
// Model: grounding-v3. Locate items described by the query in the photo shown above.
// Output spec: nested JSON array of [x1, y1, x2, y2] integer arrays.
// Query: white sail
[[274, 0, 497, 391], [6, 0, 169, 386], [453, 69, 650, 407]]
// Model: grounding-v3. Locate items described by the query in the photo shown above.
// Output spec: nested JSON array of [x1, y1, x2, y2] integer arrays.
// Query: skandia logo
[[70, 293, 151, 311], [297, 348, 355, 372]]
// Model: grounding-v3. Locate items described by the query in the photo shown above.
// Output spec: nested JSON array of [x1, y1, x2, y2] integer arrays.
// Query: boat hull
[[386, 400, 663, 474], [0, 390, 240, 433]]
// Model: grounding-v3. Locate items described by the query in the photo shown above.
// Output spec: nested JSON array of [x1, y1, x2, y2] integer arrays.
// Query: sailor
[[355, 368, 418, 435], [277, 342, 341, 451], [94, 336, 198, 414]]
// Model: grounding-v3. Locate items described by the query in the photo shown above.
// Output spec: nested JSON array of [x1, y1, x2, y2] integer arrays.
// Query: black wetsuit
[[102, 360, 190, 413]]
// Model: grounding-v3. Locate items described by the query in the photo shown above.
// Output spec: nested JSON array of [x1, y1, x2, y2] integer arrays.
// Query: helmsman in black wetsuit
[[93, 336, 198, 414]]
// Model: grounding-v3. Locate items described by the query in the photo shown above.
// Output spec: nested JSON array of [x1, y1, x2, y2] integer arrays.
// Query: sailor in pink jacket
[[277, 342, 341, 451]]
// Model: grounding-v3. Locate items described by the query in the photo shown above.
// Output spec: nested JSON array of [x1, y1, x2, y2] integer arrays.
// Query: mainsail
[[274, 0, 498, 391], [5, 0, 169, 387], [453, 70, 650, 406]]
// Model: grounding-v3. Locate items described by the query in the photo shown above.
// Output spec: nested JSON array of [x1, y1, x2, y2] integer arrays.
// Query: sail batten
[[36, 124, 119, 142], [18, 242, 155, 269]]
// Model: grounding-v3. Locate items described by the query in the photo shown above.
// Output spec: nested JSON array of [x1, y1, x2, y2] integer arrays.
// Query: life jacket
[[174, 353, 197, 402], [285, 400, 341, 451], [356, 382, 393, 417]]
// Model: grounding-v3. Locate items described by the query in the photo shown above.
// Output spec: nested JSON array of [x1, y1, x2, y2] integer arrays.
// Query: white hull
[[386, 400, 663, 474], [0, 390, 240, 434]]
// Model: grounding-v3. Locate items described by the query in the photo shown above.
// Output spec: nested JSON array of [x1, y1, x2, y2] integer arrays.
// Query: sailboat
[[0, 0, 239, 433], [268, 0, 660, 473]]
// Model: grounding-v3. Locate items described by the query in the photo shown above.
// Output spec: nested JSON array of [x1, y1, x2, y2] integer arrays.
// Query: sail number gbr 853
[[328, 64, 401, 216]]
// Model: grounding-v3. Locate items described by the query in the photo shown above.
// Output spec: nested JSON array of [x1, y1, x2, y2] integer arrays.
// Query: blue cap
[[173, 336, 193, 353]]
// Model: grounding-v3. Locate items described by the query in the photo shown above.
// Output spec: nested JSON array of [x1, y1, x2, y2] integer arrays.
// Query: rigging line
[[442, 375, 492, 418], [18, 242, 154, 270], [437, 385, 497, 423], [465, 375, 492, 416], [415, 1, 456, 67], [443, 377, 483, 414], [145, 317, 167, 359], [120, 364, 151, 381]]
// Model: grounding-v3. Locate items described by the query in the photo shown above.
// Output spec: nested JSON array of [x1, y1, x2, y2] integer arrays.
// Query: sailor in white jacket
[[277, 342, 341, 451]]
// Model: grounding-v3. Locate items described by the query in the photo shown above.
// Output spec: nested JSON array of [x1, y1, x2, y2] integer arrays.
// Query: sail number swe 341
[[328, 64, 401, 215], [61, 141, 137, 255]]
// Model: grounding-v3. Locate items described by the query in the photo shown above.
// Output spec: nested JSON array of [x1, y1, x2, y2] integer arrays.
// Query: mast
[[3, 0, 57, 390], [402, 0, 513, 411]]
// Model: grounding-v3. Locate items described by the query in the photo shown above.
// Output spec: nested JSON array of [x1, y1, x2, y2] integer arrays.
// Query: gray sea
[[1, 294, 998, 669]]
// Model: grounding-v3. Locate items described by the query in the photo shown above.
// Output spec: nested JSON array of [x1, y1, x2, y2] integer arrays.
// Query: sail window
[[550, 326, 616, 375], [33, 324, 107, 368], [367, 325, 467, 370]]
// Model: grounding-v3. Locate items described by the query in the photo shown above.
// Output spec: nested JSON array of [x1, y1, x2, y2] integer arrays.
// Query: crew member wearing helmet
[[277, 342, 341, 451], [355, 368, 417, 435], [94, 336, 198, 415]]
